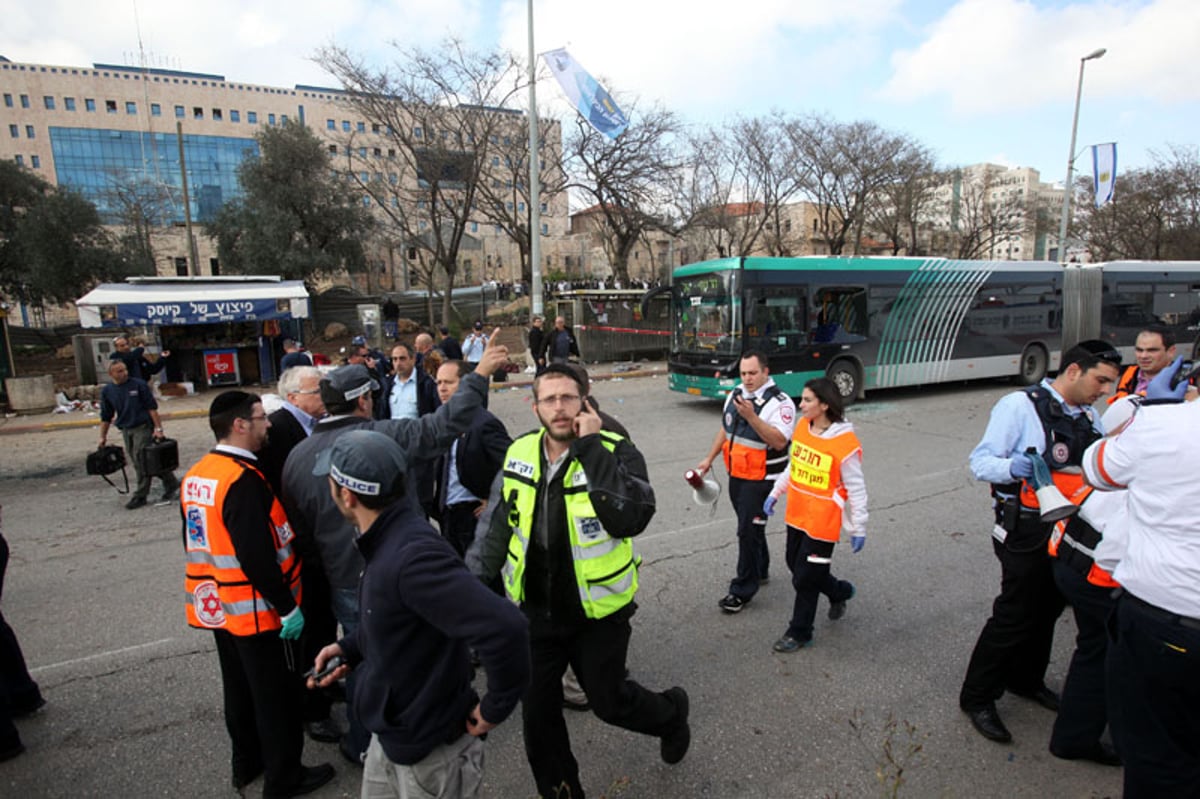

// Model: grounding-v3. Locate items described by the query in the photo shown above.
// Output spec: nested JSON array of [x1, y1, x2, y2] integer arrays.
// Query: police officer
[[960, 339, 1122, 744], [1083, 358, 1200, 797], [181, 391, 334, 797], [695, 350, 796, 613]]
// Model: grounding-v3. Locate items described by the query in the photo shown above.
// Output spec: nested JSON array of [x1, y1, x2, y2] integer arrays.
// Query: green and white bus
[[647, 256, 1200, 402]]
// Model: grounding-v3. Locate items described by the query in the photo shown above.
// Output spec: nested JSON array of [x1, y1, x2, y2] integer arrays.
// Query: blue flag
[[1092, 142, 1117, 208], [543, 48, 629, 140]]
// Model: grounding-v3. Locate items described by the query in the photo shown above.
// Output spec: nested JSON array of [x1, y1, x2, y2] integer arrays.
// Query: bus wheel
[[827, 361, 860, 405], [1017, 344, 1048, 385]]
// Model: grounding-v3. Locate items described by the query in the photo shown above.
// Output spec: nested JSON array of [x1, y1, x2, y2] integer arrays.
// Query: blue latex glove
[[1146, 356, 1189, 401], [763, 495, 778, 517], [1009, 455, 1035, 480], [279, 606, 305, 640], [1028, 454, 1054, 490], [851, 534, 866, 553]]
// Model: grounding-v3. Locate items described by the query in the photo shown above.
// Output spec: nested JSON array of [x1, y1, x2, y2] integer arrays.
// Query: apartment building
[[927, 163, 1064, 261], [0, 56, 568, 290]]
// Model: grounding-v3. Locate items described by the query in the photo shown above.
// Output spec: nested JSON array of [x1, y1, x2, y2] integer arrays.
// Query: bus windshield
[[674, 271, 741, 357]]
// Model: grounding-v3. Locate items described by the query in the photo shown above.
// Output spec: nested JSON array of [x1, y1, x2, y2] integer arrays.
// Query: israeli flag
[[543, 48, 629, 140], [1092, 142, 1117, 208]]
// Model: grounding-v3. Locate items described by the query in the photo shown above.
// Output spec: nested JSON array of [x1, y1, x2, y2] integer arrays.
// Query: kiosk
[[76, 276, 310, 388]]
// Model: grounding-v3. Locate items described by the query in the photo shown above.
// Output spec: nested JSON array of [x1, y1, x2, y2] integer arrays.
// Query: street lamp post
[[1057, 47, 1106, 262]]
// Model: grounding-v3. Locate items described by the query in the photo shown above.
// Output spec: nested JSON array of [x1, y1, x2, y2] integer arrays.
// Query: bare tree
[[674, 114, 807, 259], [1071, 145, 1200, 261], [564, 100, 683, 284], [104, 171, 179, 274], [934, 168, 1030, 260], [471, 114, 567, 285], [787, 115, 918, 255], [317, 40, 528, 325], [865, 145, 939, 256]]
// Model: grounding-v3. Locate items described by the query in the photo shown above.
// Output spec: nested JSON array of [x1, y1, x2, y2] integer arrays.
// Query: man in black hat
[[281, 331, 509, 764], [308, 430, 529, 799], [182, 390, 334, 797]]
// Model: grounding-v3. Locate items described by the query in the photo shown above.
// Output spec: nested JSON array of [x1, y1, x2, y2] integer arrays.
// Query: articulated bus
[[646, 256, 1200, 402]]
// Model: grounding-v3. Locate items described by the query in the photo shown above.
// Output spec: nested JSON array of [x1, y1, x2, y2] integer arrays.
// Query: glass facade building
[[49, 127, 258, 223]]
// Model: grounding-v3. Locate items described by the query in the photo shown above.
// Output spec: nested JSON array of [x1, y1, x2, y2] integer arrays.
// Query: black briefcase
[[87, 445, 129, 494], [142, 437, 179, 476]]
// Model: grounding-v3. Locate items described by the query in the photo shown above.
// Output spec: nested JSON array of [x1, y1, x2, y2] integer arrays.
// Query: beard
[[538, 411, 577, 443]]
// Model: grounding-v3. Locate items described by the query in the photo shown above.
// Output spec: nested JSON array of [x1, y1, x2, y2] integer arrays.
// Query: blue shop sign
[[98, 298, 294, 326]]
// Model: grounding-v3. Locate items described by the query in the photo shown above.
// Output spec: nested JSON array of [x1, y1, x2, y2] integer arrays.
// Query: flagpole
[[1056, 47, 1106, 263], [527, 0, 543, 317]]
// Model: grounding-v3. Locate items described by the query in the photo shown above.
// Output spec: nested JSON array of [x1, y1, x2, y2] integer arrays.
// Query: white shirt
[[1083, 400, 1200, 616], [721, 377, 797, 443]]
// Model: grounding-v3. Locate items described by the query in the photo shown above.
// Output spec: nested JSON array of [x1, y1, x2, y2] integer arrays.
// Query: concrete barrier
[[4, 374, 56, 415]]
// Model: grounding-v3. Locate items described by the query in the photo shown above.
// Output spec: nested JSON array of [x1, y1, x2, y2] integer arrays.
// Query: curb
[[0, 365, 665, 436]]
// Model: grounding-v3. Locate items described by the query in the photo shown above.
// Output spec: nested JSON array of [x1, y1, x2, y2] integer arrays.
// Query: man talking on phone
[[472, 363, 690, 798], [694, 350, 796, 613]]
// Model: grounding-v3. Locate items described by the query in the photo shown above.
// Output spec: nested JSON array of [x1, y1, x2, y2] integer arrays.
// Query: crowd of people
[[24, 321, 1190, 796], [169, 327, 690, 799]]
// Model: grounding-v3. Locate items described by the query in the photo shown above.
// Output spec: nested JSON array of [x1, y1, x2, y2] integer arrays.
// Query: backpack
[[87, 445, 129, 494]]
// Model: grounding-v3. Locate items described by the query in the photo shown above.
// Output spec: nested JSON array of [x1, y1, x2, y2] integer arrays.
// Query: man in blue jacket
[[307, 431, 529, 799]]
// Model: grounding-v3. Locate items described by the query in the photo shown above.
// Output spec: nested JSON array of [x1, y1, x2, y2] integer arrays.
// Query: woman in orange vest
[[763, 378, 868, 653]]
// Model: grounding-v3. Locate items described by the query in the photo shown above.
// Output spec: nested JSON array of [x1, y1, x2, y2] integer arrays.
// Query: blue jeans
[[332, 587, 370, 759]]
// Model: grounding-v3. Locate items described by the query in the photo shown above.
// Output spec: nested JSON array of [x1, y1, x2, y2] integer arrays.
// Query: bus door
[[744, 286, 815, 373]]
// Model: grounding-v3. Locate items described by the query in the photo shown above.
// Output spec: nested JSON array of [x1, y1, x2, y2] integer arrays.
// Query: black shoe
[[660, 687, 690, 764], [305, 718, 343, 743], [162, 485, 179, 502], [964, 705, 1012, 743], [1012, 685, 1060, 712], [0, 741, 25, 763], [562, 697, 591, 712], [263, 763, 335, 798], [829, 582, 856, 620], [125, 495, 147, 510], [759, 576, 770, 586], [772, 635, 809, 653], [231, 763, 264, 793], [11, 695, 45, 719], [718, 594, 747, 614], [1049, 742, 1122, 766]]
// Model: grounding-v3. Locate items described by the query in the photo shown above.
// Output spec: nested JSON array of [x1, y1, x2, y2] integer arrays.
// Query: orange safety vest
[[182, 452, 301, 635], [1047, 485, 1120, 588], [1105, 365, 1141, 405], [721, 385, 790, 481], [783, 419, 862, 542]]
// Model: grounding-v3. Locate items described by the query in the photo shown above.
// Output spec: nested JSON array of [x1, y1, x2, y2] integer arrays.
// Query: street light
[[1057, 47, 1106, 262]]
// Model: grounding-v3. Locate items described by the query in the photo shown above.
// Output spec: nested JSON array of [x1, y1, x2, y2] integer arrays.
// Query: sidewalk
[[0, 360, 667, 436]]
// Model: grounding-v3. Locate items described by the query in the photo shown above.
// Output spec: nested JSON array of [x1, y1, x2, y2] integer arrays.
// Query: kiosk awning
[[76, 277, 310, 328]]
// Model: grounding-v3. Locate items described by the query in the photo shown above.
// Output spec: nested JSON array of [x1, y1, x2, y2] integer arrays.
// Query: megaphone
[[1022, 450, 1079, 523], [1035, 484, 1079, 523], [684, 470, 721, 506]]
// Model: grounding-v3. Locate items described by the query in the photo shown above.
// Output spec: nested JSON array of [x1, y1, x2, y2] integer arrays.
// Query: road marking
[[31, 637, 176, 673]]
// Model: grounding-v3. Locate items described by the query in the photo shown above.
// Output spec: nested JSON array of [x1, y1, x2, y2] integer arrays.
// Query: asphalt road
[[0, 374, 1121, 798]]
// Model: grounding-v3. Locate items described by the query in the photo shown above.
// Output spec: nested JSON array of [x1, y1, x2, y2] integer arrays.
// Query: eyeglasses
[[536, 393, 582, 407], [243, 414, 269, 423]]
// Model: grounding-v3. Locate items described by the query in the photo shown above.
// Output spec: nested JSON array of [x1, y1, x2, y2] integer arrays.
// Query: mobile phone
[[1170, 360, 1200, 390], [304, 655, 344, 682]]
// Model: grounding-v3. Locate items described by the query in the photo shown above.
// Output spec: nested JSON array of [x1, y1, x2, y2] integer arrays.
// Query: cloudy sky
[[2, 0, 1196, 184]]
